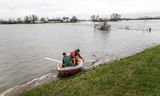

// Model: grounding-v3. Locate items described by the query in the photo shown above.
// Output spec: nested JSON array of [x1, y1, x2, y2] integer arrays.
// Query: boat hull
[[58, 67, 82, 77], [57, 59, 83, 77]]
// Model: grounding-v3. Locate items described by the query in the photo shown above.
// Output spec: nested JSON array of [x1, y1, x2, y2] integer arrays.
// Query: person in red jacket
[[70, 49, 83, 64]]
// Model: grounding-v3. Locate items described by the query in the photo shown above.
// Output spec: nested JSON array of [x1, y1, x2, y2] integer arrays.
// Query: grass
[[20, 45, 160, 96]]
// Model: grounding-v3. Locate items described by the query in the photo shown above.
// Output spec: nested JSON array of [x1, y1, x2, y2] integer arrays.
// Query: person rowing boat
[[70, 49, 84, 64]]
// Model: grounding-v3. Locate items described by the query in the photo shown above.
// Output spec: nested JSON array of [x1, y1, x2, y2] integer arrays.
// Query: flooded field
[[0, 20, 160, 95]]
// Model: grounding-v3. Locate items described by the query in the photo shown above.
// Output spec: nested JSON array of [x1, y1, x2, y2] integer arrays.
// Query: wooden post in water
[[149, 28, 151, 32]]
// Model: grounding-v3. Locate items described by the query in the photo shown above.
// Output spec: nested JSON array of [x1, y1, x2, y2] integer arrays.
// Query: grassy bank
[[21, 45, 160, 96]]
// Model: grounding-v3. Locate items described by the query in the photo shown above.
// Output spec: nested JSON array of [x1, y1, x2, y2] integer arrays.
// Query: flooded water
[[0, 20, 160, 94]]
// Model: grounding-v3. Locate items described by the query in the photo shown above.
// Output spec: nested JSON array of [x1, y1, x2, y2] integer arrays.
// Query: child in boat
[[70, 49, 83, 64], [62, 52, 73, 67]]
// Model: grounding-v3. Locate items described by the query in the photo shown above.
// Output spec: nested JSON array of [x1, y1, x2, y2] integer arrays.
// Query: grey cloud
[[0, 0, 160, 19]]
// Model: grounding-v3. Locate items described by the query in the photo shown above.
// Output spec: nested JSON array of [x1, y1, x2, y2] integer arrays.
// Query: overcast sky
[[0, 0, 160, 19]]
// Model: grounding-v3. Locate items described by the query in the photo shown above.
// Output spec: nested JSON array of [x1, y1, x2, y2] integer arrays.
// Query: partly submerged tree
[[110, 13, 121, 21], [94, 21, 111, 31], [99, 22, 111, 30]]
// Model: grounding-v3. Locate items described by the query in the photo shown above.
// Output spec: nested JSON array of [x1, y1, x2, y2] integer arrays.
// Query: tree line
[[91, 13, 160, 22], [91, 13, 121, 22], [0, 15, 79, 24], [1, 13, 160, 24]]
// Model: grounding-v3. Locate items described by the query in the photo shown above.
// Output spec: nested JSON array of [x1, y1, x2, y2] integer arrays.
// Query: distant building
[[48, 19, 61, 23], [62, 17, 69, 22]]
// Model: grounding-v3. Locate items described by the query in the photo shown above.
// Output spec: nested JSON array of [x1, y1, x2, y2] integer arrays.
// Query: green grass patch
[[20, 45, 160, 96]]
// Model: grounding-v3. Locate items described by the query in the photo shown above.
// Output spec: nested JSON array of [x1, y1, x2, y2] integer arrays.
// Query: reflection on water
[[0, 20, 160, 94]]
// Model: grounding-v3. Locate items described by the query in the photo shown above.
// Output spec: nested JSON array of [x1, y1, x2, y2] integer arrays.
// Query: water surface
[[0, 20, 160, 94]]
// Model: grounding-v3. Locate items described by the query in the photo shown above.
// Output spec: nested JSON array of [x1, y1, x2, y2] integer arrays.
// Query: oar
[[45, 57, 62, 63], [85, 60, 96, 62], [46, 57, 96, 63]]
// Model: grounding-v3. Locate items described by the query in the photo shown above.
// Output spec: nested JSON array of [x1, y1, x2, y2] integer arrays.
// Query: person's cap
[[76, 49, 80, 52]]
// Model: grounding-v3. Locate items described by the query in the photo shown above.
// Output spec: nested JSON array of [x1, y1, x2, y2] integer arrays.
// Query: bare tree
[[8, 19, 15, 24], [91, 15, 96, 21], [24, 16, 31, 23], [95, 15, 99, 21], [0, 19, 3, 24], [91, 15, 99, 22], [110, 13, 121, 21], [17, 18, 23, 23], [30, 15, 38, 23], [70, 16, 78, 22], [99, 22, 111, 31], [40, 17, 46, 23]]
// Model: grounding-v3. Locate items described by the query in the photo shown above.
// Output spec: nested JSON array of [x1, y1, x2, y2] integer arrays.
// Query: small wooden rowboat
[[57, 59, 83, 77]]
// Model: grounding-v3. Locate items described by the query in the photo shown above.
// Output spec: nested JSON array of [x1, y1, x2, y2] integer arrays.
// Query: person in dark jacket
[[62, 52, 73, 67]]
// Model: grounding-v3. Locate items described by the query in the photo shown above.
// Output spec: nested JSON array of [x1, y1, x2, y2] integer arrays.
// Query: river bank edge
[[1, 42, 160, 96]]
